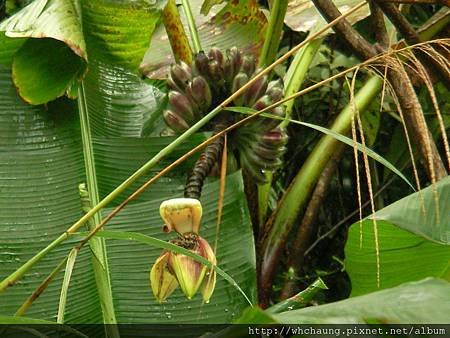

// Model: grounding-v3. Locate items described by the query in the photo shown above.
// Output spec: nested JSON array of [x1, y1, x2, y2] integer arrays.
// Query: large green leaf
[[140, 0, 268, 78], [272, 278, 450, 324], [345, 177, 450, 296], [0, 65, 102, 323], [0, 0, 87, 104]]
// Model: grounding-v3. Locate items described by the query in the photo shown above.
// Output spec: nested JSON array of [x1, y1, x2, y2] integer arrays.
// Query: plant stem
[[282, 38, 323, 123], [181, 0, 202, 53], [258, 0, 289, 67], [267, 278, 328, 313], [162, 0, 193, 64], [259, 75, 383, 307], [78, 83, 118, 327], [0, 2, 368, 292]]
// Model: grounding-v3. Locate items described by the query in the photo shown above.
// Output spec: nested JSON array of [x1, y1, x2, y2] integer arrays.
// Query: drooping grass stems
[[180, 0, 202, 54], [0, 2, 368, 292], [259, 75, 383, 306], [258, 0, 289, 67]]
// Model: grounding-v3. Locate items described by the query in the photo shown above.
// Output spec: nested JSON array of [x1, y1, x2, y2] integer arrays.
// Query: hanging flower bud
[[169, 249, 206, 299], [160, 198, 202, 234], [150, 251, 179, 303], [150, 199, 217, 303]]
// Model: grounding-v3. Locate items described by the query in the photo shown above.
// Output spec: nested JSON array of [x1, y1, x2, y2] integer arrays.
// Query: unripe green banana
[[241, 55, 256, 77], [266, 80, 284, 102], [259, 131, 288, 153], [170, 62, 192, 91], [194, 51, 210, 77], [168, 91, 195, 123], [239, 151, 268, 183], [253, 143, 286, 161], [162, 47, 289, 183], [231, 72, 249, 106], [187, 76, 212, 111], [244, 74, 268, 107], [241, 145, 282, 170], [229, 47, 242, 75], [208, 47, 224, 66], [163, 110, 190, 133]]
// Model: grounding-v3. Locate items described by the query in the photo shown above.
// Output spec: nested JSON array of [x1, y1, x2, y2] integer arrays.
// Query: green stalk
[[258, 39, 323, 226], [258, 0, 288, 67], [77, 83, 118, 328], [282, 38, 323, 124], [180, 0, 201, 54], [266, 278, 327, 314], [260, 75, 383, 293]]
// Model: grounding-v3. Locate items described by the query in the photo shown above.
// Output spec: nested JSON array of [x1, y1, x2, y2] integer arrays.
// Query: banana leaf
[[345, 176, 450, 296]]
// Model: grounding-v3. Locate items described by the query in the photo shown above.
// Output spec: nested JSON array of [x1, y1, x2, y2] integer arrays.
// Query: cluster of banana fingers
[[164, 47, 288, 183]]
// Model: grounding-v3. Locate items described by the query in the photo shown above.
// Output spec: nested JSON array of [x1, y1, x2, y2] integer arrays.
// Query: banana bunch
[[237, 127, 288, 183], [163, 47, 288, 183]]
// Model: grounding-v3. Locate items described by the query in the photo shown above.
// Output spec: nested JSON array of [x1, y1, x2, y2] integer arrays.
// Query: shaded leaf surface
[[345, 177, 450, 296]]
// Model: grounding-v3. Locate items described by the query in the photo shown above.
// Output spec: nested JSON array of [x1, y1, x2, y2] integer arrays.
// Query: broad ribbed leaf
[[81, 0, 162, 70], [0, 0, 87, 104], [80, 0, 165, 137], [345, 177, 450, 296], [0, 65, 102, 323], [140, 0, 268, 78]]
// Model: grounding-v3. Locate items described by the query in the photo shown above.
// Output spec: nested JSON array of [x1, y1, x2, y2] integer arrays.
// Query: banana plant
[[0, 0, 259, 326]]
